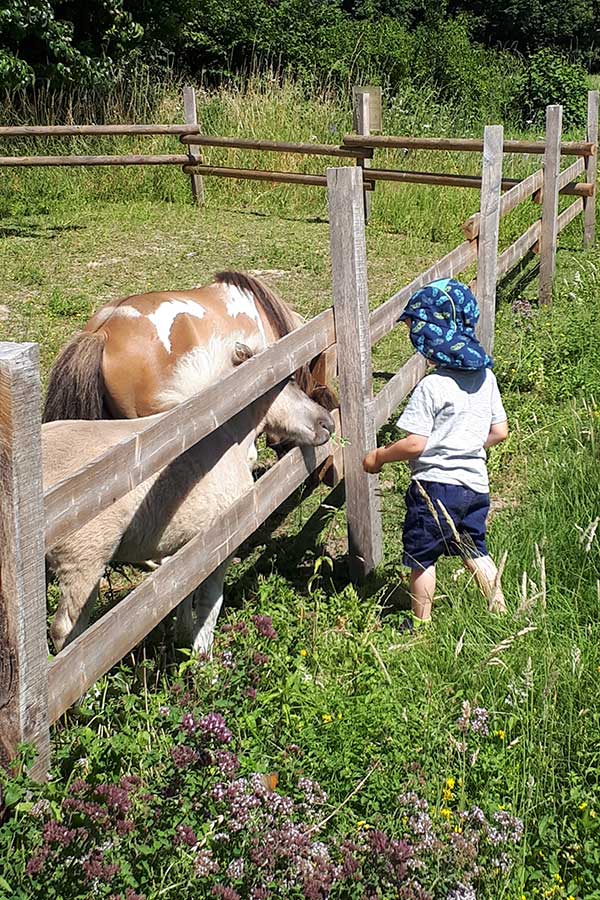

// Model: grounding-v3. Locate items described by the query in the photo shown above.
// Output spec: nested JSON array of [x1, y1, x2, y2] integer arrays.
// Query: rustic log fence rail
[[0, 92, 598, 778]]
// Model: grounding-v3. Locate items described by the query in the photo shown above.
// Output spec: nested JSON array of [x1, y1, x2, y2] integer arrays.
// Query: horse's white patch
[[147, 300, 206, 353], [224, 286, 267, 344]]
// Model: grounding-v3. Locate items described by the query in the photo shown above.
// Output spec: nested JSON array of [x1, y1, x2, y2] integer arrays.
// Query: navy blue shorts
[[402, 480, 489, 570]]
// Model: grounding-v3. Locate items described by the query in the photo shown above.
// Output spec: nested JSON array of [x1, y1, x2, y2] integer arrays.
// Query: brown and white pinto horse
[[43, 272, 337, 448]]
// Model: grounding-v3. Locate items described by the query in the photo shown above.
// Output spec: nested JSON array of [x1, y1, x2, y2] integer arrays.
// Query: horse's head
[[263, 376, 335, 447], [232, 341, 334, 447]]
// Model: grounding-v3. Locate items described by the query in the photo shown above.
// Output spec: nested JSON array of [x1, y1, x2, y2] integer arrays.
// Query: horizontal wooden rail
[[369, 239, 478, 345], [179, 134, 370, 158], [44, 309, 336, 547], [47, 413, 343, 723], [342, 134, 596, 156], [0, 124, 200, 137], [366, 168, 593, 194], [0, 154, 194, 168], [557, 197, 585, 232], [558, 156, 586, 190], [496, 221, 542, 280], [181, 164, 374, 189], [462, 169, 544, 239], [374, 355, 426, 428]]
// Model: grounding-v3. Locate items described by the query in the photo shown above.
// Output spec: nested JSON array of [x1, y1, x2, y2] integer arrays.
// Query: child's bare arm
[[363, 434, 428, 474], [484, 420, 509, 449]]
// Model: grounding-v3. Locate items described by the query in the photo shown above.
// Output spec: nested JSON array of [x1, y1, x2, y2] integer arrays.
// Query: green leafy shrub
[[521, 49, 588, 129]]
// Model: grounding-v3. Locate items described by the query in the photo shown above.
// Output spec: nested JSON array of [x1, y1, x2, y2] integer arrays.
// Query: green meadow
[[0, 77, 599, 900]]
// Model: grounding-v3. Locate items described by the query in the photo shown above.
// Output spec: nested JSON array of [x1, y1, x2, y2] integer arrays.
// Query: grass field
[[1, 80, 599, 900]]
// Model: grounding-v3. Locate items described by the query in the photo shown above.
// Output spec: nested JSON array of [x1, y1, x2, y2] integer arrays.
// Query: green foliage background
[[0, 0, 594, 129]]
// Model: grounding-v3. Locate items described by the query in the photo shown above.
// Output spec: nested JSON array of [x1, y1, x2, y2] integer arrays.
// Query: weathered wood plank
[[557, 197, 584, 233], [179, 134, 370, 158], [557, 157, 585, 190], [183, 86, 204, 206], [374, 355, 427, 429], [0, 343, 49, 778], [353, 89, 374, 221], [539, 105, 563, 305], [477, 125, 503, 354], [0, 154, 193, 167], [44, 310, 336, 547], [327, 166, 382, 578], [369, 239, 478, 345], [462, 168, 544, 240], [497, 221, 542, 280], [342, 134, 595, 156], [47, 414, 342, 723], [584, 91, 599, 247]]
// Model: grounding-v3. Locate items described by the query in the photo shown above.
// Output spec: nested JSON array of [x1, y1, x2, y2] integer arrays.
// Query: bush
[[520, 49, 589, 129]]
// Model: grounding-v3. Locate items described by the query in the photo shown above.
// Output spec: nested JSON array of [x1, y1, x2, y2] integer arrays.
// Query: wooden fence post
[[0, 343, 50, 779], [183, 85, 204, 206], [584, 90, 598, 247], [327, 166, 383, 578], [476, 124, 503, 355], [352, 86, 381, 223], [539, 105, 563, 305]]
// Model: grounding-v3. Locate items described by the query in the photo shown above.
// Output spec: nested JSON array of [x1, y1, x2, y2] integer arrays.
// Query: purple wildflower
[[180, 712, 199, 735], [26, 847, 49, 876], [42, 821, 78, 847], [199, 712, 232, 744], [447, 884, 477, 900], [470, 707, 489, 736], [252, 651, 269, 666], [83, 850, 119, 882], [226, 858, 245, 879], [95, 783, 131, 815], [174, 824, 198, 848], [215, 749, 240, 778], [252, 615, 278, 640], [195, 847, 220, 877], [171, 744, 200, 769], [212, 886, 241, 900]]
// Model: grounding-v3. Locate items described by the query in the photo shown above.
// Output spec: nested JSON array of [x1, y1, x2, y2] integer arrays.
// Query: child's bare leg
[[465, 555, 507, 613], [409, 565, 436, 622]]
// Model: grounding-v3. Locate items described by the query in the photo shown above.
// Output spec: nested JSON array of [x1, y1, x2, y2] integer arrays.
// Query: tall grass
[[0, 70, 577, 245]]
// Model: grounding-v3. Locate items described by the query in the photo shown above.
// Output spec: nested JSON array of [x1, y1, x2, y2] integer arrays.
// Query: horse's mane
[[214, 271, 300, 339], [214, 271, 336, 407]]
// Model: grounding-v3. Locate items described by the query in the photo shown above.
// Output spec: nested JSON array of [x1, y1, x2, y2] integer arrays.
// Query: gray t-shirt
[[396, 367, 507, 493]]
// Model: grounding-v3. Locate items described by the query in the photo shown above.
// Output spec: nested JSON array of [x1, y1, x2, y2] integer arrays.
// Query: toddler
[[363, 279, 509, 624]]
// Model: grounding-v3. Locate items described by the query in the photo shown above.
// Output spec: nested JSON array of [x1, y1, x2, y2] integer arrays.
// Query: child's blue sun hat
[[398, 278, 492, 370]]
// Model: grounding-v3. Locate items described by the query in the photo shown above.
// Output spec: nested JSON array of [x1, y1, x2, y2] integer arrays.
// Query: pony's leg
[[49, 537, 118, 652], [50, 566, 103, 652], [175, 563, 228, 657]]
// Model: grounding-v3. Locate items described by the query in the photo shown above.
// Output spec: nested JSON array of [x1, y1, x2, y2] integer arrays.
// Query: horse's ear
[[232, 342, 254, 365]]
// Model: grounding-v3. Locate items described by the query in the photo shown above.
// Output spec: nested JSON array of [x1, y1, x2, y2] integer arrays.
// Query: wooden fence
[[0, 96, 598, 779]]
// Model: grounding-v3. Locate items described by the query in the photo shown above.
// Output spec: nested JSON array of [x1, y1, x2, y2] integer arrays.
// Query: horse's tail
[[42, 331, 108, 423]]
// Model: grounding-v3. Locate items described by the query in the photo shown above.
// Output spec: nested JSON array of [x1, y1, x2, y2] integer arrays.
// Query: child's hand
[[362, 449, 382, 474]]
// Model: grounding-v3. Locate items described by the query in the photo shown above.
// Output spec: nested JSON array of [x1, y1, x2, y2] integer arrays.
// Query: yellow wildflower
[[495, 729, 506, 741], [356, 820, 367, 829], [553, 874, 563, 883], [579, 801, 588, 811], [440, 808, 452, 820], [442, 788, 454, 801], [300, 648, 307, 657], [322, 713, 333, 724], [590, 809, 597, 818], [445, 776, 456, 790]]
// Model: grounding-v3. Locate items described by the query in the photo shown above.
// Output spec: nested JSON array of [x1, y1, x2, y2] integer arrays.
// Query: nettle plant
[[0, 610, 524, 900]]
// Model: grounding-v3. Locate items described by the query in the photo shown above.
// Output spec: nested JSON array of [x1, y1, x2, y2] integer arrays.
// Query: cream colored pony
[[44, 344, 334, 654]]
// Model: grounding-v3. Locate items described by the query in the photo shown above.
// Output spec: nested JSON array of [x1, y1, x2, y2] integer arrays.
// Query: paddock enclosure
[[0, 89, 597, 779]]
